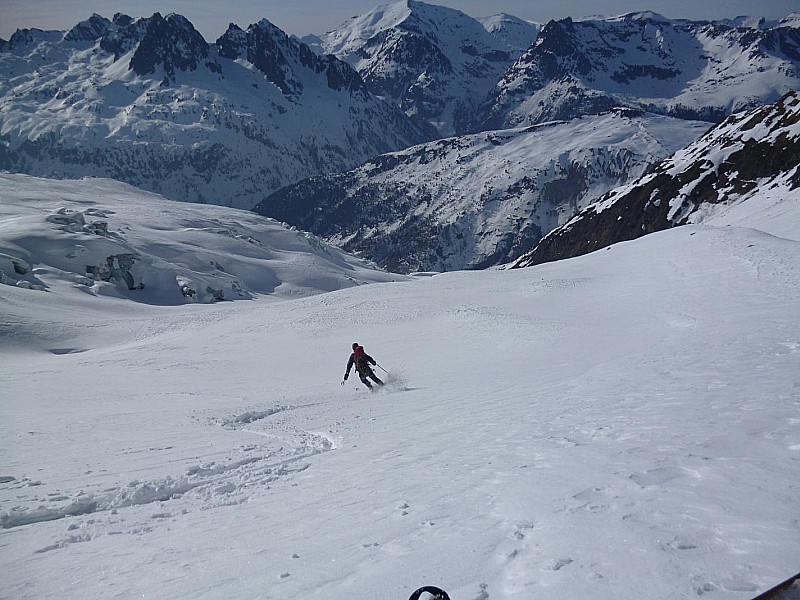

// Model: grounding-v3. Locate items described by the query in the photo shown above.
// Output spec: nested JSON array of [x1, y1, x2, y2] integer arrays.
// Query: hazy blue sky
[[1, 0, 797, 41]]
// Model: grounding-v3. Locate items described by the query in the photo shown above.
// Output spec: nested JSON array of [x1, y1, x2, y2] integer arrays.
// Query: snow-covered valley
[[254, 109, 710, 272], [1, 175, 798, 599]]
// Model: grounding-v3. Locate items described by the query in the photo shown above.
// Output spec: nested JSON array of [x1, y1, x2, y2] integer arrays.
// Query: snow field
[[2, 200, 799, 598], [0, 174, 405, 309]]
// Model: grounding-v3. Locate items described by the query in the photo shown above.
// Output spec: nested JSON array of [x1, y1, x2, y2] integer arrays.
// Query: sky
[[1, 0, 798, 41]]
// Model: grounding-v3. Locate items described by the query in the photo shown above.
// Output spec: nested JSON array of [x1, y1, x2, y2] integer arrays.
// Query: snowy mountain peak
[[779, 13, 800, 27], [98, 12, 212, 81], [477, 13, 541, 54], [111, 13, 135, 27], [721, 16, 774, 29], [216, 18, 366, 97], [217, 19, 303, 97], [480, 12, 526, 27], [0, 12, 427, 210], [339, 0, 413, 40], [63, 14, 116, 43], [314, 0, 529, 136], [612, 11, 672, 23], [5, 27, 63, 49], [216, 22, 247, 58], [479, 13, 800, 129], [320, 0, 495, 60]]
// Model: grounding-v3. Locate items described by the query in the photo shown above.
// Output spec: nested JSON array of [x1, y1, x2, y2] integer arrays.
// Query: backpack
[[353, 345, 369, 372]]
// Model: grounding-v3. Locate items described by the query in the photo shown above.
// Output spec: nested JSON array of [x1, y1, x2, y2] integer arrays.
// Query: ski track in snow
[[0, 403, 329, 540], [0, 380, 415, 557]]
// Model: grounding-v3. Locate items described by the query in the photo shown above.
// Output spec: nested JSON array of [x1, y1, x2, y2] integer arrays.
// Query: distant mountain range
[[478, 12, 800, 130], [253, 109, 708, 272], [0, 12, 428, 210], [2, 2, 799, 272]]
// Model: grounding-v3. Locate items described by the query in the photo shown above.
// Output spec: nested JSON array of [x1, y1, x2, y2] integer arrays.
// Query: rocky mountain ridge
[[512, 90, 800, 268], [0, 12, 428, 210], [478, 12, 800, 130]]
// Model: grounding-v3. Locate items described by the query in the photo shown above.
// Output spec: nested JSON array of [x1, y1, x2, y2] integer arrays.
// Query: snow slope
[[2, 179, 799, 599], [0, 174, 405, 306]]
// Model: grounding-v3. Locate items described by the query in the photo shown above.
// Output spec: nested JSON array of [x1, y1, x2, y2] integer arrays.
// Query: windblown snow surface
[[1, 175, 798, 599]]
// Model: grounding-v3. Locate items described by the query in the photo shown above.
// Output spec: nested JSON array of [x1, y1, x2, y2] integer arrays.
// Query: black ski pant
[[359, 369, 384, 388]]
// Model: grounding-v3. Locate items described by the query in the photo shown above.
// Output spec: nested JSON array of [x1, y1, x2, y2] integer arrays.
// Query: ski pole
[[376, 363, 389, 375]]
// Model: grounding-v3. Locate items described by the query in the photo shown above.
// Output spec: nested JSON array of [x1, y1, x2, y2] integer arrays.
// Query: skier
[[342, 342, 384, 389]]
